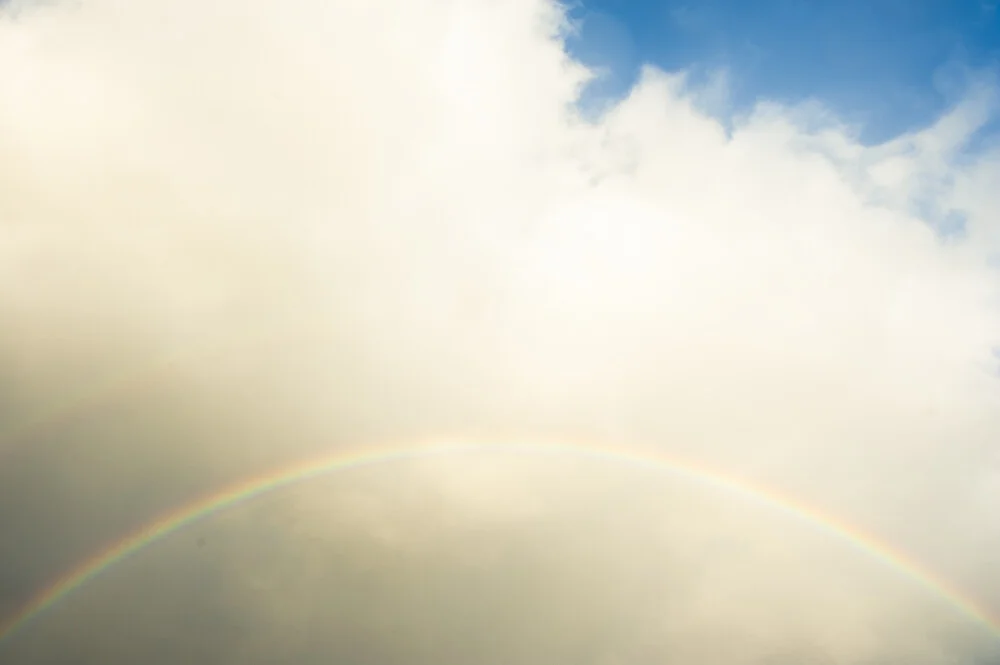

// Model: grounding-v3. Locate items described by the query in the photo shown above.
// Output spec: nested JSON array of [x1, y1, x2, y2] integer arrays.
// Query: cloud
[[0, 0, 999, 663]]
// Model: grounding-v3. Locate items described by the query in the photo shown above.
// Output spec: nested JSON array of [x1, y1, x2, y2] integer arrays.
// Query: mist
[[1, 0, 999, 663]]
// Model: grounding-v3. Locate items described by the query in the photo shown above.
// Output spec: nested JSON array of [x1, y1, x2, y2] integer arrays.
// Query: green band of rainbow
[[1, 439, 998, 647]]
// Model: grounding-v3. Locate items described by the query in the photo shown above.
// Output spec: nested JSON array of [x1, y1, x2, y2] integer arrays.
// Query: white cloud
[[1, 0, 1000, 661]]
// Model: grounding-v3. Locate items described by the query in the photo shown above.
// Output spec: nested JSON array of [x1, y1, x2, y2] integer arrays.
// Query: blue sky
[[566, 0, 1000, 144]]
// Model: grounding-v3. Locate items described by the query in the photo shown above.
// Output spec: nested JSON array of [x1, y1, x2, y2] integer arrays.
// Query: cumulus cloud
[[1, 0, 999, 663]]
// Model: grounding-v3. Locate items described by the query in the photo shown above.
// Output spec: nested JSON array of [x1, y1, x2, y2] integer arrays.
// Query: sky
[[567, 0, 1000, 143], [1, 0, 1000, 664]]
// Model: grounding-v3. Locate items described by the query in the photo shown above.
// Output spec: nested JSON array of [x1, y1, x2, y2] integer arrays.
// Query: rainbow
[[1, 438, 999, 647]]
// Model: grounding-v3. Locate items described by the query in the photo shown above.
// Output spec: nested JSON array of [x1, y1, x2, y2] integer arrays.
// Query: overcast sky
[[1, 1, 999, 664]]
